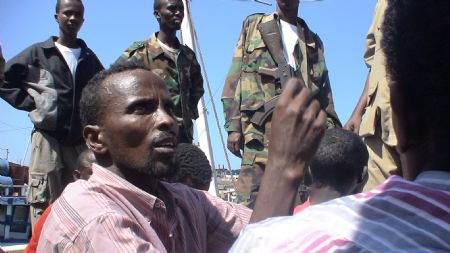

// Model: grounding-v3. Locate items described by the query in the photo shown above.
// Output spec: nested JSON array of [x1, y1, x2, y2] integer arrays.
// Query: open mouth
[[155, 142, 175, 149], [153, 137, 177, 154]]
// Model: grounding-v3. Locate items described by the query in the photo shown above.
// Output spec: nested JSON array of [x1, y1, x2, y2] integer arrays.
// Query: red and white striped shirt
[[38, 164, 251, 252], [230, 171, 450, 252]]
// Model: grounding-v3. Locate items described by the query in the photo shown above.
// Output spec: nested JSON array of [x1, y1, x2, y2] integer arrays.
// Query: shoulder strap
[[257, 19, 287, 67]]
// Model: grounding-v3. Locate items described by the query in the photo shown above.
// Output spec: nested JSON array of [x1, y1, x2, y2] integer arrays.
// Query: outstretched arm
[[250, 78, 326, 223]]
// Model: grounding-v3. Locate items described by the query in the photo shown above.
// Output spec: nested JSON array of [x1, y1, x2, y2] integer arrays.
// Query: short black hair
[[76, 149, 95, 169], [382, 0, 450, 161], [309, 128, 368, 195], [79, 61, 151, 127], [153, 0, 183, 11], [56, 0, 83, 13], [169, 143, 212, 189]]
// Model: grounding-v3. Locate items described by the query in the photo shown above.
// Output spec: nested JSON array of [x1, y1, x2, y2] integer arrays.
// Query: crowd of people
[[0, 0, 449, 252]]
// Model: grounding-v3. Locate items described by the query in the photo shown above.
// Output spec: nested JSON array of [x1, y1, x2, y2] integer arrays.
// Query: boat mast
[[180, 0, 219, 196]]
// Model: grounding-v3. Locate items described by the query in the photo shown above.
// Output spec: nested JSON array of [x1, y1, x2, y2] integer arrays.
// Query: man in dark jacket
[[0, 0, 103, 226]]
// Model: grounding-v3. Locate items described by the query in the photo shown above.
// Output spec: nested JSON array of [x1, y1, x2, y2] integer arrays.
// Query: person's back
[[234, 175, 450, 252], [0, 0, 104, 226], [294, 128, 368, 214], [231, 0, 450, 252]]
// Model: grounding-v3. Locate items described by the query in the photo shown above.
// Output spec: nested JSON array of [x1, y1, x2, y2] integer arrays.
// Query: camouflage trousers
[[235, 119, 270, 209], [28, 129, 86, 227], [235, 117, 305, 208]]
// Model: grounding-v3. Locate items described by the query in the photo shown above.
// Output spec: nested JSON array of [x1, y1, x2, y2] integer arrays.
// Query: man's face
[[100, 69, 178, 178], [55, 0, 84, 37], [155, 0, 184, 31]]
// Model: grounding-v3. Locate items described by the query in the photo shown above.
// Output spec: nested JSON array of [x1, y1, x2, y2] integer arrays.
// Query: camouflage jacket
[[222, 13, 341, 135], [117, 33, 204, 131]]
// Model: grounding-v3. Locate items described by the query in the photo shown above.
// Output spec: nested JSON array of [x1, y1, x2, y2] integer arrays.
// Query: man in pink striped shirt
[[36, 62, 252, 252], [36, 54, 327, 251], [231, 0, 450, 252]]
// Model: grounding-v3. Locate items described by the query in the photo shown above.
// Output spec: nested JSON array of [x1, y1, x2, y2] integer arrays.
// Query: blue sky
[[0, 0, 376, 169]]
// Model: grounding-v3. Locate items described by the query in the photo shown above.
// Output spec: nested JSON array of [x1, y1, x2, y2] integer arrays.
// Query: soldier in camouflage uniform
[[222, 0, 341, 208], [116, 0, 204, 143]]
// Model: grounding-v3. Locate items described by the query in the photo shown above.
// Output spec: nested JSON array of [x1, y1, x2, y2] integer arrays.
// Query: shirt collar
[[41, 36, 88, 50], [414, 170, 450, 192], [89, 163, 167, 216], [147, 32, 184, 60], [270, 12, 317, 49]]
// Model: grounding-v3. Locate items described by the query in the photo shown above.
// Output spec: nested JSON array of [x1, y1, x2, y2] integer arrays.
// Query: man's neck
[[104, 162, 160, 195], [56, 33, 79, 49], [130, 175, 159, 195], [157, 29, 179, 49], [276, 7, 299, 25], [309, 185, 343, 206]]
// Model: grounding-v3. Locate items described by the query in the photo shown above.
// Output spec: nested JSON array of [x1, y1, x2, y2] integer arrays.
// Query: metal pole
[[180, 0, 219, 196]]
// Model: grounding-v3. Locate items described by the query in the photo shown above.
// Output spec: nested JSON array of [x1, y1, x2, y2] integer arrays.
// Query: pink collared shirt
[[38, 164, 251, 252]]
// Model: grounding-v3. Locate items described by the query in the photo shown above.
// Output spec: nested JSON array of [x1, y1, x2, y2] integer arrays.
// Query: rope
[[187, 9, 237, 187]]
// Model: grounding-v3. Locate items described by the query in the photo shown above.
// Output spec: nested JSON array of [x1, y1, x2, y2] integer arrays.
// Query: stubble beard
[[141, 145, 177, 179]]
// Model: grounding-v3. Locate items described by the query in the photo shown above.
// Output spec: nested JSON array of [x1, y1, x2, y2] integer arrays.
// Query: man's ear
[[54, 14, 59, 23], [83, 125, 108, 155], [154, 10, 161, 22]]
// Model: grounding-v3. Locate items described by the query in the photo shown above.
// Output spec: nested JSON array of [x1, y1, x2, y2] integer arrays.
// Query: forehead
[[58, 0, 84, 11], [104, 69, 170, 101], [162, 0, 183, 7], [277, 0, 299, 4]]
